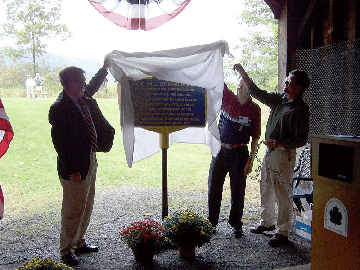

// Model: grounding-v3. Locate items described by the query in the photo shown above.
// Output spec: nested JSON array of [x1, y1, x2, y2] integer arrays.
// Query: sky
[[44, 0, 247, 63]]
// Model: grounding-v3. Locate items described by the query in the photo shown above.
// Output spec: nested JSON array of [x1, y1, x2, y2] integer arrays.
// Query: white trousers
[[59, 152, 97, 255], [26, 86, 34, 98], [260, 148, 296, 236]]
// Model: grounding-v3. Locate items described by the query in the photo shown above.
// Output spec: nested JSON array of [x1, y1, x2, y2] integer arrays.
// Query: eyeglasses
[[282, 75, 295, 87]]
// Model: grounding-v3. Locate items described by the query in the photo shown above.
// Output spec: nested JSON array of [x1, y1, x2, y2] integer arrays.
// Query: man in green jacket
[[234, 63, 310, 247]]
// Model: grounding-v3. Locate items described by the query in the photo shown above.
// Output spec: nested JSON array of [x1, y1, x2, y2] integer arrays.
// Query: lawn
[[0, 97, 269, 217]]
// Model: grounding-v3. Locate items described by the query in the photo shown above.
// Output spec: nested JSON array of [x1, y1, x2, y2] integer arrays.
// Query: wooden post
[[346, 0, 356, 41]]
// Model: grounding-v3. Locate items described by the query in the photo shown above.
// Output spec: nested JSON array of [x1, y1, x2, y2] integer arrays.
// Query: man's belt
[[221, 143, 247, 150], [267, 146, 288, 151]]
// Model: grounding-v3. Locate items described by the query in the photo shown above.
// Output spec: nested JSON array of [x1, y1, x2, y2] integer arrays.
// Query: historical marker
[[129, 77, 206, 128], [128, 77, 207, 219]]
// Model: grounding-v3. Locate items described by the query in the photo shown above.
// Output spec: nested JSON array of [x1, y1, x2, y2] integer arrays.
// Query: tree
[[234, 0, 278, 91], [0, 62, 32, 89], [1, 0, 70, 75]]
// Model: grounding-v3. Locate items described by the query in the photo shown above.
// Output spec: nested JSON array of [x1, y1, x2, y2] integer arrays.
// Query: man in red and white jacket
[[208, 82, 261, 237]]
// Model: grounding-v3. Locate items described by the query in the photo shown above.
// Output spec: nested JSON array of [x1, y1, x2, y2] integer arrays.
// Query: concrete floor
[[278, 264, 311, 270]]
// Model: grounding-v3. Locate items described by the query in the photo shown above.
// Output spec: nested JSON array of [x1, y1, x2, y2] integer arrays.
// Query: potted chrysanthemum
[[120, 219, 167, 264], [163, 210, 215, 259], [16, 257, 74, 270]]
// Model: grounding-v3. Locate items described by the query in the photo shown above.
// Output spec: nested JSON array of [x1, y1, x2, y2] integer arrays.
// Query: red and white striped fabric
[[0, 98, 14, 159], [88, 0, 191, 31], [0, 99, 13, 220], [0, 185, 4, 220]]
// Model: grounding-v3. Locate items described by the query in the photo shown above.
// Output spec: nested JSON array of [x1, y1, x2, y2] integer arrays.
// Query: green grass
[[0, 87, 26, 97], [0, 97, 270, 217]]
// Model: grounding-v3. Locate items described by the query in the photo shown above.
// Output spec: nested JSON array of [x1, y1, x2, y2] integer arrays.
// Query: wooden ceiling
[[264, 0, 283, 19]]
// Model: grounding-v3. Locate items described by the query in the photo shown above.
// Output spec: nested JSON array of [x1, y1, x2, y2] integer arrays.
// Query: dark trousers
[[208, 146, 249, 228]]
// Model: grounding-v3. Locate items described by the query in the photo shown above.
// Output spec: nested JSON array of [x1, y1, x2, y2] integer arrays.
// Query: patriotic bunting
[[0, 99, 14, 159], [0, 185, 3, 220], [0, 98, 13, 220], [88, 0, 191, 31]]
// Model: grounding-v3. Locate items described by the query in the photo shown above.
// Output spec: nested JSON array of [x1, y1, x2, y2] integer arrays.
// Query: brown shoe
[[268, 233, 290, 247], [250, 225, 276, 234]]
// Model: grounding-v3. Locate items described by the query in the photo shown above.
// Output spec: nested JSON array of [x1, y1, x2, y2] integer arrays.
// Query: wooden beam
[[346, 0, 356, 41], [323, 0, 333, 45], [264, 0, 284, 19], [297, 0, 318, 39]]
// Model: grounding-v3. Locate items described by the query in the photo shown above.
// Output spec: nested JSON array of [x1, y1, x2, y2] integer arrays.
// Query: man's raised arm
[[85, 56, 111, 97], [233, 63, 281, 107]]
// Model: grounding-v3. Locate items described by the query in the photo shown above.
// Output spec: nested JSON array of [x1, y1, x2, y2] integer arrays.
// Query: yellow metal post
[[161, 133, 169, 219]]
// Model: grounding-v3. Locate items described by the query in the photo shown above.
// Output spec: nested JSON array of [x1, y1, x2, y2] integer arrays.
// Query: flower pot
[[178, 245, 196, 259], [133, 248, 154, 265]]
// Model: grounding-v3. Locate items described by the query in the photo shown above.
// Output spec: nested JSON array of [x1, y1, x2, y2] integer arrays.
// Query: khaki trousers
[[260, 148, 296, 236], [59, 152, 97, 256]]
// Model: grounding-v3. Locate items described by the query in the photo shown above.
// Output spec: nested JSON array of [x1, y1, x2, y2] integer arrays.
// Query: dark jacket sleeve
[[249, 84, 283, 108], [85, 67, 108, 97], [251, 103, 261, 139]]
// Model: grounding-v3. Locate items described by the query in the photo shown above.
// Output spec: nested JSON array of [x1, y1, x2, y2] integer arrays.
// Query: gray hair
[[59, 66, 85, 89], [290, 69, 310, 91]]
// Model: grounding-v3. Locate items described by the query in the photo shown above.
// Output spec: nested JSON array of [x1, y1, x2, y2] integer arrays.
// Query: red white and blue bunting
[[0, 185, 4, 220], [0, 98, 13, 220], [0, 99, 13, 159], [88, 0, 191, 31]]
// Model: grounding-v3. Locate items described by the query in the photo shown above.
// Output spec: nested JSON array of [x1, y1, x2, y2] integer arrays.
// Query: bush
[[120, 219, 169, 254], [0, 63, 32, 89], [92, 81, 118, 98], [16, 258, 73, 270], [43, 70, 62, 96], [163, 210, 214, 248]]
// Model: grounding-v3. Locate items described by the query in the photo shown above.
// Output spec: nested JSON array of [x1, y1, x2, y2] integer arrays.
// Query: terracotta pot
[[178, 245, 196, 259]]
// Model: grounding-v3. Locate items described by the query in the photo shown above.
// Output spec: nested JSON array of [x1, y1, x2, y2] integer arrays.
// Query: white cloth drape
[[107, 40, 230, 167]]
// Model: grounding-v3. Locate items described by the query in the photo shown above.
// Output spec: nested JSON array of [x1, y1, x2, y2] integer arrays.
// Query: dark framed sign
[[129, 78, 206, 128]]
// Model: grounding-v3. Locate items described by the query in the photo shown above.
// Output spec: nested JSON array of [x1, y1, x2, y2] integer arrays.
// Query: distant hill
[[43, 52, 103, 79], [0, 49, 108, 80]]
